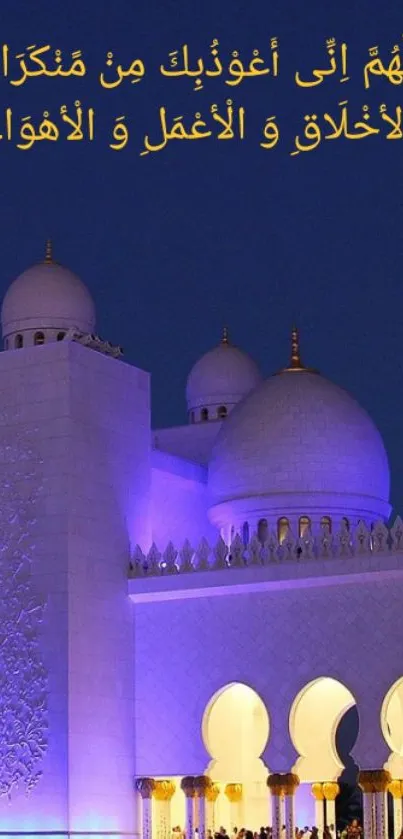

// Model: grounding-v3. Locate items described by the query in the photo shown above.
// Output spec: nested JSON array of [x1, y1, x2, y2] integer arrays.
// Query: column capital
[[153, 780, 176, 801], [281, 773, 300, 795], [358, 769, 392, 793], [311, 783, 325, 801], [181, 776, 196, 798], [389, 779, 403, 799], [206, 782, 220, 803], [194, 775, 212, 797], [136, 777, 156, 799], [323, 782, 340, 801], [225, 782, 242, 803], [358, 770, 374, 794], [267, 773, 285, 796], [372, 769, 392, 792]]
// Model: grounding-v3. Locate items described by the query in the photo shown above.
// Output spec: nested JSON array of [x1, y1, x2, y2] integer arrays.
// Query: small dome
[[2, 244, 96, 340], [186, 328, 262, 417], [208, 333, 390, 528]]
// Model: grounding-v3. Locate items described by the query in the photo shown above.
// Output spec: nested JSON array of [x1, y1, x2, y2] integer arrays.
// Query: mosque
[[1, 243, 403, 839]]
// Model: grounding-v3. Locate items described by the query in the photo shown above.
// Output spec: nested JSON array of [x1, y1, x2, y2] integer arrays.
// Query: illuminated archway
[[290, 677, 358, 782], [382, 677, 403, 776], [202, 683, 270, 830]]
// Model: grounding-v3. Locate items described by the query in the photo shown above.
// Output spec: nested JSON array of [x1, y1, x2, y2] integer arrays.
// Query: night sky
[[2, 0, 403, 511]]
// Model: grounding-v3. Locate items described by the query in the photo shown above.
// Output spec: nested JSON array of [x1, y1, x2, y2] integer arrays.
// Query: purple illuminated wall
[[133, 572, 402, 778], [0, 340, 151, 835], [151, 450, 215, 546]]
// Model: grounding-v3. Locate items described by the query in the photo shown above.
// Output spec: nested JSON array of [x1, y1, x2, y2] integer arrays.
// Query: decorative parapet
[[64, 327, 123, 358], [128, 517, 403, 579]]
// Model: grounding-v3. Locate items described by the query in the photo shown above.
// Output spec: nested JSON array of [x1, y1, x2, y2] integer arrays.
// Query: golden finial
[[277, 326, 318, 375], [44, 239, 54, 264], [290, 325, 301, 369], [221, 326, 229, 345]]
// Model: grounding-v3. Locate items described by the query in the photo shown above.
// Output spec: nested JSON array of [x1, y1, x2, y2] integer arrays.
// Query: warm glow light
[[290, 676, 357, 782], [381, 677, 403, 757], [277, 516, 289, 544], [202, 683, 270, 829]]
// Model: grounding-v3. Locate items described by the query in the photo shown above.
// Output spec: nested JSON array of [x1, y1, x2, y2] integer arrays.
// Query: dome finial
[[44, 239, 54, 264], [290, 325, 302, 369], [221, 326, 229, 345], [278, 326, 318, 375]]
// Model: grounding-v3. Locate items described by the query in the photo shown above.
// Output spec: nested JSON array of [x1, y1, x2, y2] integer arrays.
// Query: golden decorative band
[[225, 783, 243, 803], [136, 777, 156, 799], [153, 780, 176, 801], [282, 773, 300, 795], [206, 782, 220, 802], [323, 782, 340, 801], [389, 779, 403, 799], [311, 782, 339, 801], [358, 769, 392, 794], [267, 773, 300, 796], [181, 776, 196, 798], [311, 783, 325, 802], [194, 776, 213, 797]]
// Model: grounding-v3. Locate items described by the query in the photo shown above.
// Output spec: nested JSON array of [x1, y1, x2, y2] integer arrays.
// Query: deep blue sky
[[2, 0, 403, 511]]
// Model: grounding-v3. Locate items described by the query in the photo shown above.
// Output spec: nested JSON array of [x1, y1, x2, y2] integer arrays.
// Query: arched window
[[242, 521, 249, 547], [15, 334, 23, 349], [34, 331, 45, 346], [299, 516, 311, 538], [277, 517, 289, 544], [217, 405, 227, 420], [257, 518, 268, 544], [57, 331, 65, 341], [201, 408, 209, 422], [321, 515, 332, 532], [342, 517, 350, 531], [190, 411, 195, 424]]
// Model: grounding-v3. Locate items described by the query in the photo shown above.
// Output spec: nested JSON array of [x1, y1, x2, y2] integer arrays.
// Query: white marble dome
[[208, 360, 391, 531], [2, 245, 96, 343], [186, 329, 262, 420]]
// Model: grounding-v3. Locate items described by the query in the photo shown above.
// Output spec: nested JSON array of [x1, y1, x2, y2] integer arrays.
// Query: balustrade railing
[[128, 517, 403, 578]]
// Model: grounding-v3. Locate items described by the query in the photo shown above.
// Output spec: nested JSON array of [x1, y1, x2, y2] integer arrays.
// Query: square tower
[[0, 340, 150, 834]]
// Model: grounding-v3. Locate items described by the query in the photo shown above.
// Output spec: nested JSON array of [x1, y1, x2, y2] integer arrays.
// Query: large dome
[[2, 245, 95, 341], [208, 357, 390, 530], [186, 328, 262, 420]]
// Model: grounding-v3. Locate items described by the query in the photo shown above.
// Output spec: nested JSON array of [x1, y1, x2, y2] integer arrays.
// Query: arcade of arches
[[135, 678, 403, 839]]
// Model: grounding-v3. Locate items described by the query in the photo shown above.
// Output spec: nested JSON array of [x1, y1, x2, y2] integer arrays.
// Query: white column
[[186, 797, 194, 839], [153, 780, 176, 839], [134, 789, 143, 839], [375, 790, 388, 839], [311, 784, 324, 837], [326, 799, 336, 828], [388, 780, 403, 839], [362, 792, 375, 839], [314, 800, 324, 834], [284, 795, 294, 839], [194, 776, 211, 839], [394, 798, 403, 838], [197, 797, 206, 839], [271, 793, 282, 839], [372, 771, 391, 839], [143, 798, 153, 839], [136, 778, 156, 839], [206, 783, 220, 833], [225, 783, 243, 831], [358, 771, 388, 839], [323, 782, 339, 836], [267, 776, 284, 839], [283, 773, 299, 839], [181, 777, 196, 839]]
